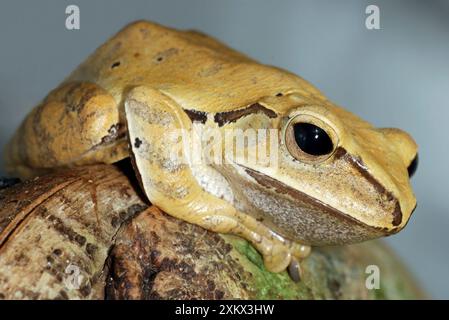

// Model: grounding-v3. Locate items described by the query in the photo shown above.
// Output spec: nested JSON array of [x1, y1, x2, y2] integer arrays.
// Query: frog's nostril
[[408, 153, 419, 178]]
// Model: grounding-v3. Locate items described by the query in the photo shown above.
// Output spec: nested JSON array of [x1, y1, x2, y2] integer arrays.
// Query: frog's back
[[67, 20, 323, 113], [4, 20, 324, 178]]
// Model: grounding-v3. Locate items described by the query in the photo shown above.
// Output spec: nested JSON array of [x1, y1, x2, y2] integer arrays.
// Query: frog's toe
[[290, 243, 311, 260], [261, 243, 292, 273], [258, 239, 311, 280]]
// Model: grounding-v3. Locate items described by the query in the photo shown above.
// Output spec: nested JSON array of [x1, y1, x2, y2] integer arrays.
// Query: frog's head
[[223, 93, 418, 245]]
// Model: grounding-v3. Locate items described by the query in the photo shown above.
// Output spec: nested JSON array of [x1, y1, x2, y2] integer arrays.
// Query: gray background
[[0, 0, 448, 298]]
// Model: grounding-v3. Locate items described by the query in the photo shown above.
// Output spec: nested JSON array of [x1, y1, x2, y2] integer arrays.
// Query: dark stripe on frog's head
[[240, 165, 390, 245], [333, 147, 403, 227], [240, 146, 405, 241], [183, 109, 208, 124], [243, 166, 383, 231], [214, 103, 277, 127]]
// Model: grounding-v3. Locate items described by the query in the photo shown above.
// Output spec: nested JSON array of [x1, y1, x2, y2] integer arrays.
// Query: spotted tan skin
[[4, 21, 418, 279]]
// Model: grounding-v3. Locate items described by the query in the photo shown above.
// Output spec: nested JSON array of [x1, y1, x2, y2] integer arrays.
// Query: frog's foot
[[200, 212, 311, 275]]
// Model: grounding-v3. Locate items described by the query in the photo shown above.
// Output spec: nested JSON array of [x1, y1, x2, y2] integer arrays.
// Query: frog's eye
[[407, 154, 419, 178], [285, 114, 338, 163], [293, 123, 333, 156]]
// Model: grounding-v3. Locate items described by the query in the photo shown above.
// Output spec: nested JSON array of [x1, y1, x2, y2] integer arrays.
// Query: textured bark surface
[[0, 162, 424, 299]]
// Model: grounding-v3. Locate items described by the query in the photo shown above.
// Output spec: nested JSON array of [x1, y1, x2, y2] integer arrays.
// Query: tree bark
[[0, 162, 425, 299]]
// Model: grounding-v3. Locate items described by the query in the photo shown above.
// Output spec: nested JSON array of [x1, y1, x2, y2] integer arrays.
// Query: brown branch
[[0, 162, 424, 299]]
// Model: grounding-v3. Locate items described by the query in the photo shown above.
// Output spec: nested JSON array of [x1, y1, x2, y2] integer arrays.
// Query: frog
[[4, 20, 418, 281]]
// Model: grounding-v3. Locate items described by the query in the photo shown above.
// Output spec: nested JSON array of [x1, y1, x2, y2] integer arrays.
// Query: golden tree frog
[[4, 21, 418, 281]]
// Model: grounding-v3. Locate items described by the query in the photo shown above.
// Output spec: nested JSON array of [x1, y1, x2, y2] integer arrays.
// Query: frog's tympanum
[[4, 21, 418, 280]]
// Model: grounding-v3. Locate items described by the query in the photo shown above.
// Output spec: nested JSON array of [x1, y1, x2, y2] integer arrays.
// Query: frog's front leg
[[124, 86, 310, 276]]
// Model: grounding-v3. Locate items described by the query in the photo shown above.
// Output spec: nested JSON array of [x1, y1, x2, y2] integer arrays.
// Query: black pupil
[[293, 123, 333, 156]]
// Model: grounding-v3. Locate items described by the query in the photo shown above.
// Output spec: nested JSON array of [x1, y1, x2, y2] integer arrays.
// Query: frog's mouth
[[238, 166, 401, 246]]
